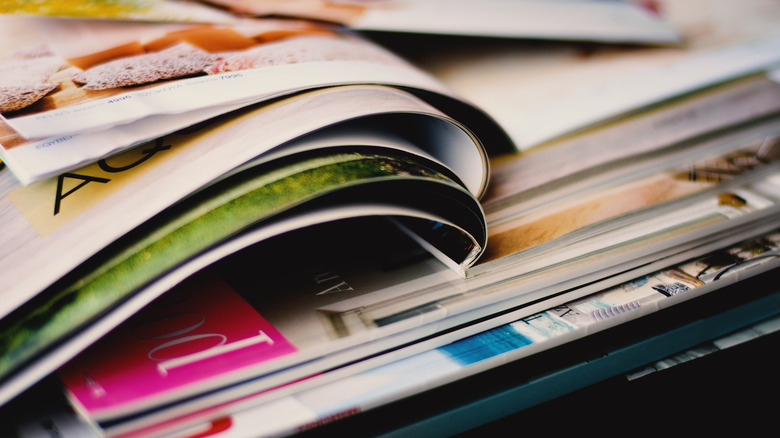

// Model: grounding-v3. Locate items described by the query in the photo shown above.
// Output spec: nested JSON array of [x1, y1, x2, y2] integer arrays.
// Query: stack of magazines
[[1, 1, 779, 436]]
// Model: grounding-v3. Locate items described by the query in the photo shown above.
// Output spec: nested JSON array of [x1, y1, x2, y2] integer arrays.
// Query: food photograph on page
[[0, 17, 401, 134]]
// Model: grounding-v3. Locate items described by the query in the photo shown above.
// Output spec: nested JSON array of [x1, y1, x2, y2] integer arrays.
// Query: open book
[[0, 15, 516, 406], [1, 5, 780, 436]]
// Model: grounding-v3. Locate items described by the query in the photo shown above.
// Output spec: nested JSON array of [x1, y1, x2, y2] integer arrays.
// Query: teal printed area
[[439, 325, 533, 366]]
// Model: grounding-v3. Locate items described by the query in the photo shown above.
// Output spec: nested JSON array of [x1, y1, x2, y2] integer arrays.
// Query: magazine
[[1, 2, 780, 434], [2, 12, 779, 412], [0, 14, 523, 407]]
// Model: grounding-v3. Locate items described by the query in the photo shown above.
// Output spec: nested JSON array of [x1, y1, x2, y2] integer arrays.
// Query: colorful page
[[0, 15, 448, 139], [58, 269, 299, 420]]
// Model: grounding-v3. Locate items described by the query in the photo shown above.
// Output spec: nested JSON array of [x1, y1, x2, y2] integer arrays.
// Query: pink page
[[58, 269, 297, 418]]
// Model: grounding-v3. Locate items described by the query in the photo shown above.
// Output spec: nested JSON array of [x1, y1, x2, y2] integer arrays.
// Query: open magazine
[[0, 15, 516, 407]]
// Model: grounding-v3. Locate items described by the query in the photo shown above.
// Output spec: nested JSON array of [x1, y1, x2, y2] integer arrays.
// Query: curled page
[[0, 15, 511, 184], [0, 83, 490, 406]]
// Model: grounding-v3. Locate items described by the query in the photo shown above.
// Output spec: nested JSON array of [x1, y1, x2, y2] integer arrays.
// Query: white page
[[353, 0, 679, 43]]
